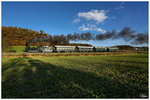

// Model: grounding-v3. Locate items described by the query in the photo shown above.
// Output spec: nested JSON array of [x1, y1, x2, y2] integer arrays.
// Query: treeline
[[2, 26, 72, 46], [2, 26, 49, 46], [2, 26, 92, 51], [2, 26, 147, 51]]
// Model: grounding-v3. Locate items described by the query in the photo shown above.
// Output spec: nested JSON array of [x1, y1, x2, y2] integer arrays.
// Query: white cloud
[[115, 2, 125, 10], [94, 27, 106, 33], [78, 24, 91, 31], [73, 18, 80, 23], [115, 6, 124, 10], [78, 24, 106, 33], [78, 10, 108, 24], [87, 24, 96, 27]]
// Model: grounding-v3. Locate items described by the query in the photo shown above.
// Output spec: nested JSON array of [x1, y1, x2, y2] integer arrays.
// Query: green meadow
[[5, 46, 37, 52], [11, 46, 26, 52], [5, 46, 25, 52], [2, 54, 148, 98]]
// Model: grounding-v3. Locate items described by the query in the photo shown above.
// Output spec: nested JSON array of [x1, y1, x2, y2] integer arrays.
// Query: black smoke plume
[[67, 27, 148, 45], [117, 27, 148, 45], [67, 32, 93, 41], [131, 33, 148, 45], [96, 30, 116, 40], [27, 27, 148, 46]]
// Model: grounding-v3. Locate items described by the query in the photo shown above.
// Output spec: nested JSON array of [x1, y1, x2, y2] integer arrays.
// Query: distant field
[[6, 46, 37, 52], [5, 46, 25, 52], [11, 46, 26, 52], [2, 54, 148, 98]]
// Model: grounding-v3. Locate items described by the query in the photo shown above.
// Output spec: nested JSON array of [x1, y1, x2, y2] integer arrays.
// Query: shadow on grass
[[2, 57, 148, 98]]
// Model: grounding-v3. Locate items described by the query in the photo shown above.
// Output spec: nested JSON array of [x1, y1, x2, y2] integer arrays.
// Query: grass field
[[6, 46, 26, 52], [2, 54, 148, 98], [6, 46, 37, 52], [12, 46, 26, 52]]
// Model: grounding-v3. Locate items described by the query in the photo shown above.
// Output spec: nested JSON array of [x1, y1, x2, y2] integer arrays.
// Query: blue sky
[[2, 1, 148, 47]]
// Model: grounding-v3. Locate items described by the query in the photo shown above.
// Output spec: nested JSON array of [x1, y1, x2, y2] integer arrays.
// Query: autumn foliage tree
[[2, 26, 49, 46]]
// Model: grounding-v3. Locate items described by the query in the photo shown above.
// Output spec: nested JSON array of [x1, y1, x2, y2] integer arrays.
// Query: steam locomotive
[[25, 46, 118, 53]]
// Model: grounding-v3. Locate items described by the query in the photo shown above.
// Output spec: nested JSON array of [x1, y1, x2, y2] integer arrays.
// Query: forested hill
[[2, 26, 92, 47], [2, 26, 49, 46]]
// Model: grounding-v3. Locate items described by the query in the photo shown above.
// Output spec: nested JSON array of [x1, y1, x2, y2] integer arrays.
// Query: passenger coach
[[55, 46, 76, 52], [25, 45, 118, 53], [94, 47, 107, 52], [77, 46, 93, 52]]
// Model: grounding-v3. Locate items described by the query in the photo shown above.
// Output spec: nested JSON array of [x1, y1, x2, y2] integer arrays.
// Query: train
[[25, 45, 118, 53]]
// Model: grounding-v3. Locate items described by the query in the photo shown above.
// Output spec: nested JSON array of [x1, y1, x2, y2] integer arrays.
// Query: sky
[[2, 1, 148, 47]]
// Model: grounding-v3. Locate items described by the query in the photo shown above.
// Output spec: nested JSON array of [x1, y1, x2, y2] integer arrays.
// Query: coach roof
[[77, 46, 93, 48], [55, 46, 76, 48]]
